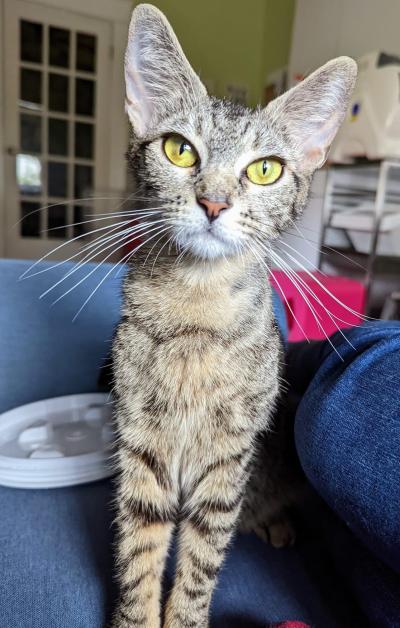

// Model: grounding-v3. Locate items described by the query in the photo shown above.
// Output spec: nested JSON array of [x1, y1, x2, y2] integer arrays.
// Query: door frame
[[0, 0, 131, 259]]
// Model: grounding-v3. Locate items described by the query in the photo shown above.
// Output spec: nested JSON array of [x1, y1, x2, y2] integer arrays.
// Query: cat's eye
[[246, 158, 283, 185], [163, 135, 198, 168]]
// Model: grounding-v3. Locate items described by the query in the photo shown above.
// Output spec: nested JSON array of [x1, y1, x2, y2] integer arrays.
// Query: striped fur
[[111, 5, 356, 627]]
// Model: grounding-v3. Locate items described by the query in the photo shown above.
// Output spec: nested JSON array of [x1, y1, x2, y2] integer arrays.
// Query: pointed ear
[[125, 3, 207, 137], [267, 57, 357, 171]]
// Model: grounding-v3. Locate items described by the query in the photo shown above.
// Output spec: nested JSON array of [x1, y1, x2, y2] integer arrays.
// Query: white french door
[[3, 0, 113, 260]]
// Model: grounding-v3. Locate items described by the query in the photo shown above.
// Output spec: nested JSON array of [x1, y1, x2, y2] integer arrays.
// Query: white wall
[[289, 0, 400, 82]]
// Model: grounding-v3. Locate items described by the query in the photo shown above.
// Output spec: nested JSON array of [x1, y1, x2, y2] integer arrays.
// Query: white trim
[[21, 0, 132, 22], [108, 20, 129, 190]]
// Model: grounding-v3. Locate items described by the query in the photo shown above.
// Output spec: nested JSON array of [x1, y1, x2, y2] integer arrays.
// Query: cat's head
[[125, 4, 356, 261]]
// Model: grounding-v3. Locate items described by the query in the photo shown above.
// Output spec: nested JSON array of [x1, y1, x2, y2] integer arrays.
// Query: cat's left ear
[[266, 57, 357, 172], [125, 4, 207, 137]]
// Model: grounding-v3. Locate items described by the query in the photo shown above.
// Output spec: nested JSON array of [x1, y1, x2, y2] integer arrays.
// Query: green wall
[[132, 0, 295, 106], [262, 0, 295, 89]]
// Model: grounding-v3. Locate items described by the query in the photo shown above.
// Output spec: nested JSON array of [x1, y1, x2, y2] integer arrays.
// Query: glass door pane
[[4, 0, 114, 261], [17, 17, 98, 242]]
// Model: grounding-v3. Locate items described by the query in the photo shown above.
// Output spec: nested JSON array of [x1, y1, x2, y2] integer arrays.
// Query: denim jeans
[[291, 322, 400, 626], [0, 259, 399, 627]]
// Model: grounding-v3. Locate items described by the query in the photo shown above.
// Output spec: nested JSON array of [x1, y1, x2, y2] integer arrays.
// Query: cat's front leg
[[164, 449, 251, 628], [111, 441, 177, 628]]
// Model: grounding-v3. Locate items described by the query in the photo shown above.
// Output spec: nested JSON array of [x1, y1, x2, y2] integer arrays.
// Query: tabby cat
[[111, 4, 356, 627]]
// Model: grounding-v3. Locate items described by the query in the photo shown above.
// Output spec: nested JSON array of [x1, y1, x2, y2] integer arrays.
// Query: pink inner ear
[[303, 145, 325, 169], [300, 112, 342, 170]]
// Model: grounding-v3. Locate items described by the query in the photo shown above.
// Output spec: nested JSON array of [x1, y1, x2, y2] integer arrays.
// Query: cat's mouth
[[177, 222, 243, 260], [200, 221, 232, 245], [206, 225, 223, 238]]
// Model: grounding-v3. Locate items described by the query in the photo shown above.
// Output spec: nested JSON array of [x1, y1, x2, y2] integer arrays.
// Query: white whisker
[[41, 220, 169, 300], [141, 230, 170, 269], [41, 208, 164, 234], [280, 256, 366, 337], [277, 245, 372, 322], [276, 237, 328, 276], [284, 222, 367, 272], [21, 219, 137, 280], [266, 247, 348, 358], [21, 216, 158, 280], [173, 236, 191, 268], [249, 240, 310, 342], [71, 225, 172, 321], [254, 233, 340, 351], [12, 196, 132, 230], [149, 230, 178, 277]]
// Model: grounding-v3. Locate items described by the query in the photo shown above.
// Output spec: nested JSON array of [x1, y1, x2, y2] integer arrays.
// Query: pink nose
[[197, 197, 231, 222]]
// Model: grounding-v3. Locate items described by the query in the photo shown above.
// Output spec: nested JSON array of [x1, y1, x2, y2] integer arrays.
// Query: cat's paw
[[241, 515, 296, 548], [238, 509, 296, 549], [266, 518, 296, 548]]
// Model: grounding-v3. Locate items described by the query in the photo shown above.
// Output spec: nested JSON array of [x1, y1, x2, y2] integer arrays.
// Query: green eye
[[246, 158, 283, 185], [164, 135, 198, 168]]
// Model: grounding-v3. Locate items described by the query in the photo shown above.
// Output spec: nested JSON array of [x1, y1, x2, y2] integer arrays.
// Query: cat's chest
[[154, 334, 235, 397], [120, 270, 274, 417], [129, 299, 262, 414]]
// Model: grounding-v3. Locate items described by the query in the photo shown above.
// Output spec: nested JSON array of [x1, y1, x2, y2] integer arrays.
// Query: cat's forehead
[[165, 98, 282, 163]]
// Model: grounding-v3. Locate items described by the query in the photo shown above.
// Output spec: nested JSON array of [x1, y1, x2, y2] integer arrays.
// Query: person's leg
[[293, 321, 400, 571], [312, 494, 400, 628], [290, 321, 400, 624]]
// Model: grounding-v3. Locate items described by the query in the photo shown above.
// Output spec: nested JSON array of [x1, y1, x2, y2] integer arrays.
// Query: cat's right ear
[[125, 4, 207, 137]]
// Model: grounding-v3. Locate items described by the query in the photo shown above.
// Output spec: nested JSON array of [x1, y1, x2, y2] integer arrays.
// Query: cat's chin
[[178, 230, 241, 260]]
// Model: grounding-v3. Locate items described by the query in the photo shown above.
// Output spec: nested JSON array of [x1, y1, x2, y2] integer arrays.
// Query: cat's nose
[[197, 197, 231, 222]]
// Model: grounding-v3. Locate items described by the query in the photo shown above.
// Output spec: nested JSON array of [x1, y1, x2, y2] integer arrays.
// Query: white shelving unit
[[320, 160, 400, 309]]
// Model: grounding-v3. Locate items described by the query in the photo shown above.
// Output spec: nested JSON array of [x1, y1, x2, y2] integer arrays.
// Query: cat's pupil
[[262, 160, 268, 175], [179, 142, 189, 155]]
